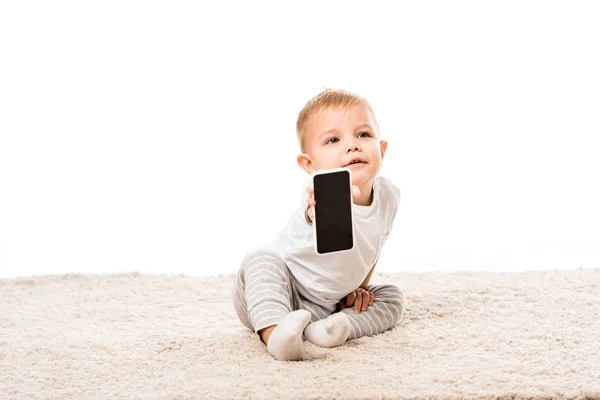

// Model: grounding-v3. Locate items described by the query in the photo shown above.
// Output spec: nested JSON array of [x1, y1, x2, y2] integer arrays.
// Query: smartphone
[[312, 168, 355, 255]]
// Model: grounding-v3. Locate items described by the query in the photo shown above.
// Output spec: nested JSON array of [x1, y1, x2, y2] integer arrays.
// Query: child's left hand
[[337, 288, 375, 314]]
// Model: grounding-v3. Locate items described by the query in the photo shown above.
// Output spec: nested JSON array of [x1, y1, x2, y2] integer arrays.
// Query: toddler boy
[[232, 88, 405, 361]]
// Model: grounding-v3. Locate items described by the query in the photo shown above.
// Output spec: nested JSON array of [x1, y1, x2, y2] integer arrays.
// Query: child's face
[[297, 103, 387, 187]]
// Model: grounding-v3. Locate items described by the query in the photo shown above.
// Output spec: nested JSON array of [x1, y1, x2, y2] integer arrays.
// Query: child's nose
[[346, 141, 360, 152]]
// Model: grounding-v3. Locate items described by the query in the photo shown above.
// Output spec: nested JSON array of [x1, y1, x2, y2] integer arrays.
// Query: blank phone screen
[[313, 170, 354, 254]]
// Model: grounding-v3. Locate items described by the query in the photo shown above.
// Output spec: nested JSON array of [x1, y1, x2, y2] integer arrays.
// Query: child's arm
[[359, 262, 377, 289], [338, 263, 377, 313]]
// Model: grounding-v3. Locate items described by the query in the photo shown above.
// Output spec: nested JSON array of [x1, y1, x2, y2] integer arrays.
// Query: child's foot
[[266, 310, 312, 361], [304, 313, 351, 348]]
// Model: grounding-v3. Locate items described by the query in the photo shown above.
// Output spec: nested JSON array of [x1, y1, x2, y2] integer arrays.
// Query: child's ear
[[296, 153, 315, 174], [380, 140, 388, 161]]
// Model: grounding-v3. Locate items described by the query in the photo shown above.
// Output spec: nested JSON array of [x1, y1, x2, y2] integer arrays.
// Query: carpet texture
[[1, 269, 599, 399]]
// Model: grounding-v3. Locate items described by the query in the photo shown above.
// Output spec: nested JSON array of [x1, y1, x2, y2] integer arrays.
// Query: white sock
[[266, 310, 312, 361], [304, 313, 351, 348]]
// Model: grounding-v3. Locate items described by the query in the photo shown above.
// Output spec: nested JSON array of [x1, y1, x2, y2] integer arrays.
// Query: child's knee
[[239, 249, 288, 278], [377, 284, 406, 323]]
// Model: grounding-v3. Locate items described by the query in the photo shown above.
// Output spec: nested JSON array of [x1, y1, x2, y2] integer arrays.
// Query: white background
[[1, 1, 599, 278]]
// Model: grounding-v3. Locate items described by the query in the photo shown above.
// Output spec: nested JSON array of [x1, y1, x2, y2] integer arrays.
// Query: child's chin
[[351, 173, 374, 186]]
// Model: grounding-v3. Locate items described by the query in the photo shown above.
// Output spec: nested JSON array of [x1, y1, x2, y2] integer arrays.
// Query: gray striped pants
[[232, 248, 406, 342]]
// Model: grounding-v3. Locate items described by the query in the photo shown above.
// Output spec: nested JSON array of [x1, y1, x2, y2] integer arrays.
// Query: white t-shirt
[[263, 175, 400, 311]]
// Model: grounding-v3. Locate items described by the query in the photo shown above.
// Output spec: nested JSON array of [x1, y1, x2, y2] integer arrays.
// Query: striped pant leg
[[297, 296, 334, 323], [339, 284, 406, 340], [231, 249, 296, 339]]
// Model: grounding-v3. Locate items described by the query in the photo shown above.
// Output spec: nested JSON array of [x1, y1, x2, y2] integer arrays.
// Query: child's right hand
[[305, 184, 361, 224], [306, 186, 316, 223]]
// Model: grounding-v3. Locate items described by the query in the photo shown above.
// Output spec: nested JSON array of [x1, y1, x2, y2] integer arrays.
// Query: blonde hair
[[296, 88, 379, 151]]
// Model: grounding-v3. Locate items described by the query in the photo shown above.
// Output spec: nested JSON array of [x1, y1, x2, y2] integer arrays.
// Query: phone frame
[[311, 167, 355, 256]]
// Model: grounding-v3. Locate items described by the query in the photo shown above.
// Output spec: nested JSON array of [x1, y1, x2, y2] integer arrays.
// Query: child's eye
[[358, 132, 371, 138], [326, 137, 340, 144]]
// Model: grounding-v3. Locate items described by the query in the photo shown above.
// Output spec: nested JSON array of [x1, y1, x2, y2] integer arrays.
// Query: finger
[[307, 187, 314, 201], [354, 293, 362, 313], [308, 206, 314, 222], [369, 292, 375, 306], [352, 185, 361, 198], [362, 291, 370, 311], [306, 189, 316, 206], [346, 292, 356, 307]]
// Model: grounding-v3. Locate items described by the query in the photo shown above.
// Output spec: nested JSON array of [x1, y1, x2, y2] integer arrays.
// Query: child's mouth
[[346, 161, 366, 167]]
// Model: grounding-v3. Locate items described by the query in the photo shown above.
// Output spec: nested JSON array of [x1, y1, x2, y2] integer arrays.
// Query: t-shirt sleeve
[[391, 185, 401, 223], [383, 178, 401, 235]]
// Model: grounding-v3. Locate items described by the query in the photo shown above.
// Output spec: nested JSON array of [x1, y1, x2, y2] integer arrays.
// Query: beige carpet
[[1, 269, 599, 399]]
